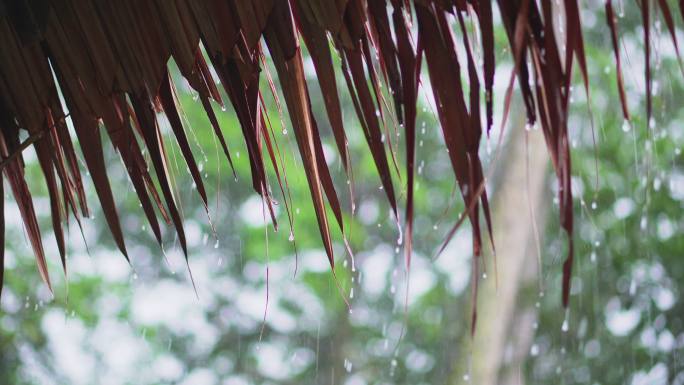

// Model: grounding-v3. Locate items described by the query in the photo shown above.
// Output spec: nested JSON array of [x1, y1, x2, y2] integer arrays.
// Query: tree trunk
[[451, 116, 550, 384]]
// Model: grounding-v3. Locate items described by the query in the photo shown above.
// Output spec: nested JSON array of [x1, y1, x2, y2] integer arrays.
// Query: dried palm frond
[[0, 1, 677, 323]]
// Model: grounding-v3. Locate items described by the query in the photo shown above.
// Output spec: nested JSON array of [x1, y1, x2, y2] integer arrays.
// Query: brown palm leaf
[[0, 0, 676, 324]]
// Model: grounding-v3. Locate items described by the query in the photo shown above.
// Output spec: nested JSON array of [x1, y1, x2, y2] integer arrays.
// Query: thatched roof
[[0, 1, 676, 320]]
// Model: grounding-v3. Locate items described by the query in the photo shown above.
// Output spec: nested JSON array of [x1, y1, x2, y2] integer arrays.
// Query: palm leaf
[[0, 0, 676, 319]]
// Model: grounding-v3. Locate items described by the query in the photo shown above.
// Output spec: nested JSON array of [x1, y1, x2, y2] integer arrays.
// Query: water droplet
[[463, 374, 470, 381], [288, 232, 295, 242], [628, 279, 637, 295], [214, 239, 220, 249], [591, 201, 597, 210], [654, 177, 662, 191], [344, 358, 353, 373], [282, 128, 288, 135], [622, 120, 631, 132], [530, 344, 539, 356], [562, 319, 569, 332]]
